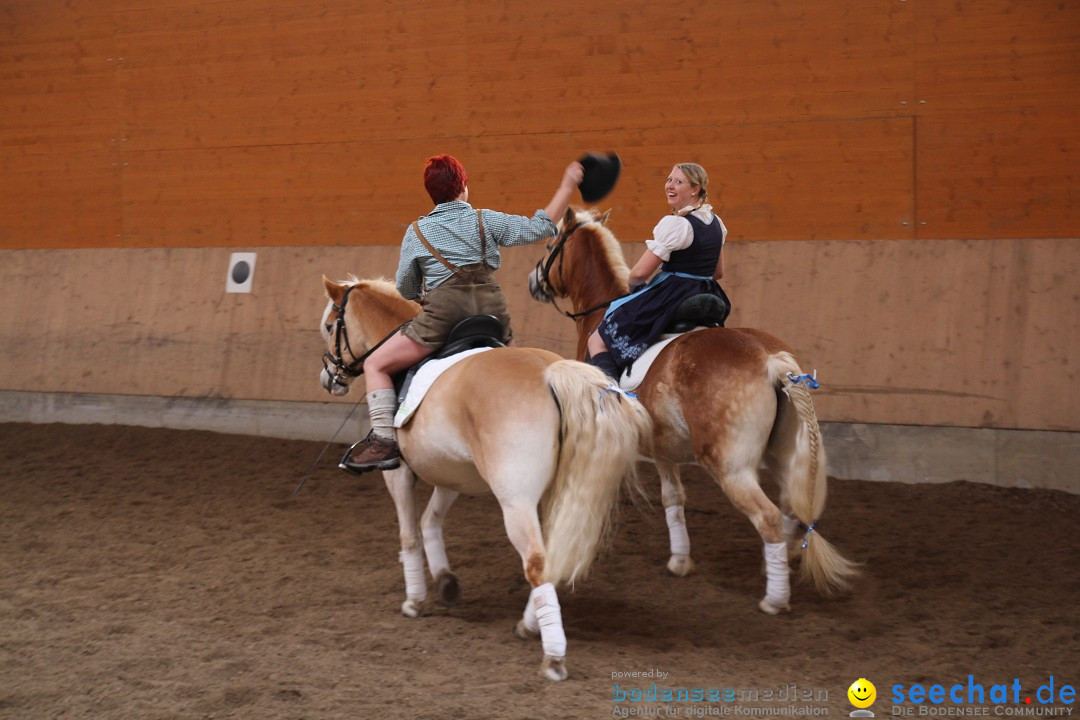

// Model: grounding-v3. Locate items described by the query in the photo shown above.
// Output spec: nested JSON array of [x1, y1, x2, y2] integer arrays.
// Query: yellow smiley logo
[[848, 678, 877, 708]]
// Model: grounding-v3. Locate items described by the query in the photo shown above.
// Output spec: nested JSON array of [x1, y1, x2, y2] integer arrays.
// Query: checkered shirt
[[395, 200, 557, 300]]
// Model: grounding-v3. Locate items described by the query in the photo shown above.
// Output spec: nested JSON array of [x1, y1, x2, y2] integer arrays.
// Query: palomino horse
[[528, 209, 858, 613], [318, 276, 651, 681]]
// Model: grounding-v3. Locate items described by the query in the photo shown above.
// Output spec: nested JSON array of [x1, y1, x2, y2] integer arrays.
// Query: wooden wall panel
[[914, 0, 1079, 114], [468, 118, 914, 244], [0, 151, 121, 249], [916, 108, 1078, 238], [119, 139, 475, 248], [0, 1, 118, 154], [0, 244, 398, 402], [5, 0, 1076, 249], [910, 0, 1080, 239], [3, 240, 1077, 431], [0, 2, 119, 249], [714, 237, 1080, 431], [466, 0, 914, 134], [114, 116, 912, 248], [112, 0, 468, 151], [0, 34, 118, 154]]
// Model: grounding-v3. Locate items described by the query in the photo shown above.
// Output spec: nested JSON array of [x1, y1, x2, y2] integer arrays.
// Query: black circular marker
[[231, 260, 250, 284]]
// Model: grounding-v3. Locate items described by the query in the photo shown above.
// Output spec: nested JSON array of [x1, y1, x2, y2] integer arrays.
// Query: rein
[[534, 221, 629, 320]]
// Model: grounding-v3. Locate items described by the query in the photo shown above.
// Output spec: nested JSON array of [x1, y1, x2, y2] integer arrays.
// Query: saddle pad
[[619, 327, 707, 392], [394, 347, 493, 428]]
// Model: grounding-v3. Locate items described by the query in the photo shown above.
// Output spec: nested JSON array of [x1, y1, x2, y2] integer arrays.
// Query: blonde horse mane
[[566, 208, 631, 290]]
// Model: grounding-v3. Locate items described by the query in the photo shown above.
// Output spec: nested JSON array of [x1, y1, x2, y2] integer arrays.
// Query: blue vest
[[663, 213, 723, 276]]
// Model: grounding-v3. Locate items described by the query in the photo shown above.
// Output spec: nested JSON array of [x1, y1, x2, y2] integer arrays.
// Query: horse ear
[[323, 275, 344, 303], [598, 209, 612, 225], [562, 207, 576, 229]]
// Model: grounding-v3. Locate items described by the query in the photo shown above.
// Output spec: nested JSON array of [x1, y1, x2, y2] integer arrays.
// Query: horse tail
[[541, 360, 652, 586], [766, 352, 860, 595]]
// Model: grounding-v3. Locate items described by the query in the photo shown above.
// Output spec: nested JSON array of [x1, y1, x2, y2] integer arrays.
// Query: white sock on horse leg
[[532, 583, 566, 657], [522, 587, 540, 634], [665, 505, 691, 556], [367, 389, 398, 442], [399, 547, 427, 601], [522, 588, 539, 634], [423, 525, 449, 578], [763, 541, 791, 608]]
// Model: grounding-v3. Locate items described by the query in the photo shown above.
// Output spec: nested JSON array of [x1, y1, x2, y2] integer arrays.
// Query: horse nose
[[319, 367, 336, 393], [528, 268, 549, 301]]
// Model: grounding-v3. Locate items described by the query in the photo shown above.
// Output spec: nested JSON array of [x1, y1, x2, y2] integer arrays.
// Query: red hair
[[423, 155, 468, 204]]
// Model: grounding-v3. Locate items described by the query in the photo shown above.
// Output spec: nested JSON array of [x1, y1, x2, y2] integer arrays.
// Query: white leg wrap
[[400, 547, 427, 602], [422, 525, 449, 578], [532, 583, 566, 658], [665, 505, 691, 556], [763, 541, 791, 609], [522, 589, 539, 634]]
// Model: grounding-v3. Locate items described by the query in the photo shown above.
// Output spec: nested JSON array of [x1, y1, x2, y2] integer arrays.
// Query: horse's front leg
[[420, 487, 461, 607], [383, 463, 427, 618], [657, 459, 694, 577]]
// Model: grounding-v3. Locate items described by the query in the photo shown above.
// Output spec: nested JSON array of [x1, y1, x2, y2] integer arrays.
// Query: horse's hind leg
[[705, 458, 791, 615], [383, 464, 427, 618], [500, 503, 568, 682], [657, 460, 694, 577], [420, 487, 461, 606]]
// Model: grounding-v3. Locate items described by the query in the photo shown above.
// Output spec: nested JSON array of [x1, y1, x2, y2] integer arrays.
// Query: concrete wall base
[[0, 391, 370, 445], [1, 391, 1076, 494]]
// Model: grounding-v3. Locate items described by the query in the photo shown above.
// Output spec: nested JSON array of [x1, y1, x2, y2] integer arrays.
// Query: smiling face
[[664, 166, 700, 211], [847, 679, 877, 709]]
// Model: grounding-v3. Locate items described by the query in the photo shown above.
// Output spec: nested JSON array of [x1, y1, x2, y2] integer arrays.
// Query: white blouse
[[645, 204, 728, 261]]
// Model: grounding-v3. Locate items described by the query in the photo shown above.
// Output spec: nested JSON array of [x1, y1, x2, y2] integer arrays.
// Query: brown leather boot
[[339, 430, 402, 474]]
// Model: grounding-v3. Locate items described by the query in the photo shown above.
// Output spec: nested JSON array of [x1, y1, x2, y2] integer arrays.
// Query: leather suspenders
[[411, 209, 489, 278]]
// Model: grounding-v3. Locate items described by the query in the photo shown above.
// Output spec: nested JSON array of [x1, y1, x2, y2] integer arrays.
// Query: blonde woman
[[586, 163, 729, 378]]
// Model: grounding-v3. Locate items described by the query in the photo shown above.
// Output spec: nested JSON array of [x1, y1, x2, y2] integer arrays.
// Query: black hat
[[578, 152, 622, 203]]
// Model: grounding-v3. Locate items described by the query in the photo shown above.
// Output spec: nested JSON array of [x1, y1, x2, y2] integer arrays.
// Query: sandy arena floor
[[1, 422, 1077, 719]]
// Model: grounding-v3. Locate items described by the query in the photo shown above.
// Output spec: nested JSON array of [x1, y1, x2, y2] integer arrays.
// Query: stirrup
[[338, 432, 402, 475]]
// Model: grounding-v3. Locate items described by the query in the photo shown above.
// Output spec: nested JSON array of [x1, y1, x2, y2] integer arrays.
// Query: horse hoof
[[401, 598, 426, 618], [513, 620, 540, 641], [435, 570, 462, 607], [540, 655, 568, 682], [666, 554, 695, 577], [758, 598, 791, 616]]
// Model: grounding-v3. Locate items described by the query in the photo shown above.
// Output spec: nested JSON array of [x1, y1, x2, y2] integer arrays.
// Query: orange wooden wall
[[2, 0, 1076, 251]]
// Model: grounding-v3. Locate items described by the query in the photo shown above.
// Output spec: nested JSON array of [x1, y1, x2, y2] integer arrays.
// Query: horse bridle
[[533, 220, 625, 320], [322, 284, 401, 390]]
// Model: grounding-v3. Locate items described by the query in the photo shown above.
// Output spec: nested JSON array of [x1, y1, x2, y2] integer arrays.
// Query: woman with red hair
[[343, 154, 584, 473]]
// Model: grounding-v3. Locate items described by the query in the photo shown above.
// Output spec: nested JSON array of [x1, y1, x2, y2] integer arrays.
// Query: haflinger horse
[[528, 208, 858, 614], [318, 275, 651, 681]]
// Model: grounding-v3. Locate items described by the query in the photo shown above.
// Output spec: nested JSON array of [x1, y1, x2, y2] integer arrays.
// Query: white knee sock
[[367, 389, 398, 442]]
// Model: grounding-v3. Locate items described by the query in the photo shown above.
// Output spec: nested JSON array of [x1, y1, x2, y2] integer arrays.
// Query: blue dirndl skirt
[[597, 271, 726, 367]]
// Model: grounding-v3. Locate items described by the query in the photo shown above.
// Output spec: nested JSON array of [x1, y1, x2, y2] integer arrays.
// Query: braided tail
[[767, 353, 859, 595]]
